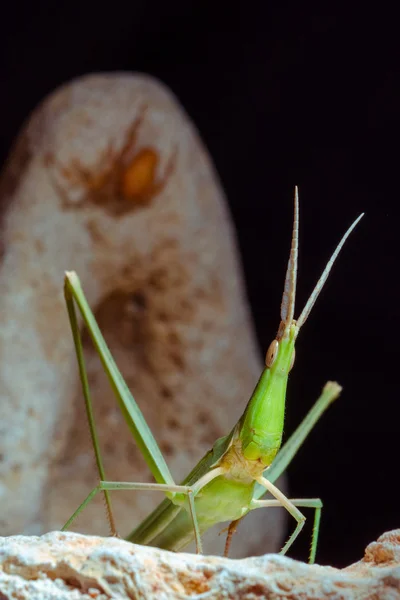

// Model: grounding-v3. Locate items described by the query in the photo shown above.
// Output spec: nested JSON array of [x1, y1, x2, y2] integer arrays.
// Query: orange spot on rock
[[49, 104, 177, 217], [121, 148, 158, 203]]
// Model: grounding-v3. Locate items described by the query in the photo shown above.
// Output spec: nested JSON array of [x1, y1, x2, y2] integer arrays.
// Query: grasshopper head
[[265, 187, 364, 375]]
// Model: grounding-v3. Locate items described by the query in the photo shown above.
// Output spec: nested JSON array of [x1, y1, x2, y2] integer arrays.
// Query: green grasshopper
[[62, 188, 363, 562]]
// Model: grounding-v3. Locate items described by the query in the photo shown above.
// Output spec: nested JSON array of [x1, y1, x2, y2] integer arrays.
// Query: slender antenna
[[280, 186, 299, 324], [296, 212, 364, 329]]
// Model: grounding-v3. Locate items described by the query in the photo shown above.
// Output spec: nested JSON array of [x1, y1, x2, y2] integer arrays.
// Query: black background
[[1, 2, 399, 568]]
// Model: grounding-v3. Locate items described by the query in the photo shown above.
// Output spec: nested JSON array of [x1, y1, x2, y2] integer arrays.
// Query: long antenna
[[296, 212, 364, 329], [280, 186, 299, 324]]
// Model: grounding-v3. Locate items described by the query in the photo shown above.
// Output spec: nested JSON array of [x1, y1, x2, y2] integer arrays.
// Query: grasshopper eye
[[265, 340, 279, 367], [289, 348, 296, 372]]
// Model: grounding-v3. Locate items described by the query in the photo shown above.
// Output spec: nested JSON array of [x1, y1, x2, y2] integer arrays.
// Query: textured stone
[[0, 73, 284, 556], [1, 530, 399, 599]]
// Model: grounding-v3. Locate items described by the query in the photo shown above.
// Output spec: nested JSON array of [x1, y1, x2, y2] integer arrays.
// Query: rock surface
[[1, 530, 399, 599], [0, 73, 284, 556]]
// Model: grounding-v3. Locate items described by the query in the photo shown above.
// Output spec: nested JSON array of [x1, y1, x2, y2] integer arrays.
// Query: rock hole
[[202, 320, 212, 331], [170, 351, 185, 370], [131, 291, 147, 311], [126, 443, 141, 464], [198, 412, 208, 426], [179, 298, 191, 312], [65, 577, 82, 590], [160, 386, 173, 401], [167, 331, 179, 344], [167, 417, 180, 431], [160, 441, 174, 457], [104, 441, 115, 455], [148, 269, 166, 291]]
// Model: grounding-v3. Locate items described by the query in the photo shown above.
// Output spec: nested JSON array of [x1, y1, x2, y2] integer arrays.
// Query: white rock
[[0, 73, 285, 556], [1, 530, 399, 599]]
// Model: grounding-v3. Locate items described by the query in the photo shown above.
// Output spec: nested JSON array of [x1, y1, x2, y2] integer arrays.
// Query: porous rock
[[0, 73, 284, 556], [1, 529, 400, 599]]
